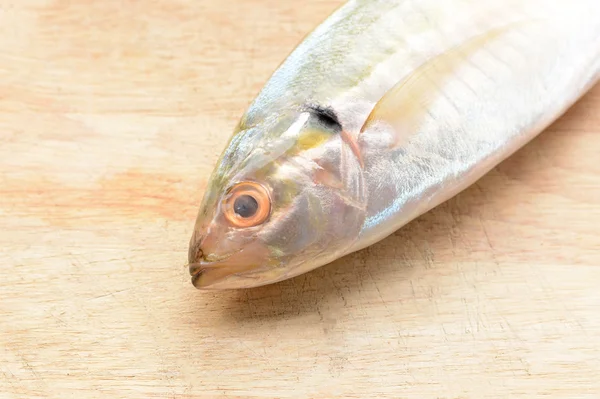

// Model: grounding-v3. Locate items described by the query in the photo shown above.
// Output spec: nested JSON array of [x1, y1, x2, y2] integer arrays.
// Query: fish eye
[[234, 194, 258, 218], [223, 181, 271, 228]]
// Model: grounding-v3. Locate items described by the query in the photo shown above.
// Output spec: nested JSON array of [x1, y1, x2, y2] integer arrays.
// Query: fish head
[[188, 107, 367, 289]]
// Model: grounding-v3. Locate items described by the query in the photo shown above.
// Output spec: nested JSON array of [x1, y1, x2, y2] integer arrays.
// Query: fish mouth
[[188, 254, 269, 290], [188, 240, 277, 289], [189, 260, 245, 289]]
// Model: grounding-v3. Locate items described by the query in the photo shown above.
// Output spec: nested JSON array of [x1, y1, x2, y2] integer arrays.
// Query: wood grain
[[1, 1, 599, 398]]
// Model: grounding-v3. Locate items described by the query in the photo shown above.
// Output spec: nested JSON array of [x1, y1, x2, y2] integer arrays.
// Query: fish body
[[188, 0, 600, 289]]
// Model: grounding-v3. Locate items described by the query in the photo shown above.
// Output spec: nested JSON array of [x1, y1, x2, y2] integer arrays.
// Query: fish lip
[[188, 261, 216, 289], [188, 257, 245, 289], [188, 246, 269, 289], [188, 259, 219, 277], [190, 264, 207, 288], [188, 261, 203, 278], [188, 249, 242, 277]]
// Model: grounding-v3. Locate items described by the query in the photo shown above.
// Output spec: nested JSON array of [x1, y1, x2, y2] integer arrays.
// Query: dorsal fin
[[360, 21, 525, 147]]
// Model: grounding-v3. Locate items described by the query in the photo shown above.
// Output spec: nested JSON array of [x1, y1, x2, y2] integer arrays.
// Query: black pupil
[[233, 195, 259, 218]]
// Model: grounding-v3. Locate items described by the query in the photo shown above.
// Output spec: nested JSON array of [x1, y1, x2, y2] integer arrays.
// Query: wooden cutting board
[[2, 1, 599, 398]]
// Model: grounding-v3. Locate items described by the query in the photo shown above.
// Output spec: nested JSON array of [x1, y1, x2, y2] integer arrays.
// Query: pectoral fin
[[360, 22, 524, 148]]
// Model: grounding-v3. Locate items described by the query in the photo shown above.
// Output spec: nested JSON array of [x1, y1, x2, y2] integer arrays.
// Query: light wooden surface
[[1, 1, 599, 398]]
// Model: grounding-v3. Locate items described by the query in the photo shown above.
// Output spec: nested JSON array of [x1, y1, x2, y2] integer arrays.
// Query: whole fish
[[188, 0, 600, 289]]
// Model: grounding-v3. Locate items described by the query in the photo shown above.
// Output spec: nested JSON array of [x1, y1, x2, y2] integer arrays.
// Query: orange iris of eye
[[223, 181, 271, 228]]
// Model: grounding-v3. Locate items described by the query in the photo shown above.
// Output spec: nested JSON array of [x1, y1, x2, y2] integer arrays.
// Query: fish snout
[[188, 230, 204, 265]]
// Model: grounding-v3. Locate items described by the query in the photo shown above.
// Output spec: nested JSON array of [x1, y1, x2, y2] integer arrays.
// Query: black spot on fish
[[306, 104, 342, 132]]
